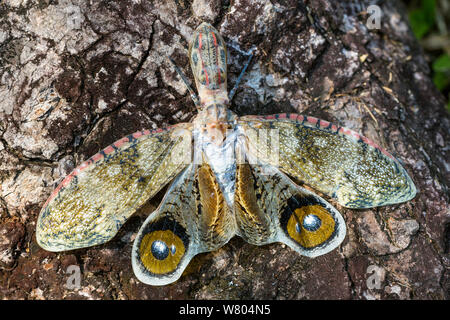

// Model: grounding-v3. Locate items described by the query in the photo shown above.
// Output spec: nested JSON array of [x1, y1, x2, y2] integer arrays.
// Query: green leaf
[[432, 71, 449, 91], [422, 0, 436, 25], [408, 0, 436, 39], [432, 54, 450, 72], [409, 10, 429, 39]]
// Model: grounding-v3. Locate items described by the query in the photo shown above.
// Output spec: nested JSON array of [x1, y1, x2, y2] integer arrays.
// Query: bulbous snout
[[188, 22, 228, 92]]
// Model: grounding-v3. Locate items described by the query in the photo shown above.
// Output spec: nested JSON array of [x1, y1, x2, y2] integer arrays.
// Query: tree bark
[[0, 0, 448, 299]]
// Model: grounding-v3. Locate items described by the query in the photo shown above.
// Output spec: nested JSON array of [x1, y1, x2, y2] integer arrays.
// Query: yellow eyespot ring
[[139, 230, 186, 275], [286, 205, 336, 248]]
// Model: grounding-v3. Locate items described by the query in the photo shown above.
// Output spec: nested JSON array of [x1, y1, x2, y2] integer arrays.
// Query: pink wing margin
[[238, 113, 416, 208], [242, 113, 396, 160], [42, 126, 178, 209], [37, 123, 193, 251]]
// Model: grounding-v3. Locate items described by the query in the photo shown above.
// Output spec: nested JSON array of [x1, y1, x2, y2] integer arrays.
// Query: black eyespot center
[[151, 240, 169, 260]]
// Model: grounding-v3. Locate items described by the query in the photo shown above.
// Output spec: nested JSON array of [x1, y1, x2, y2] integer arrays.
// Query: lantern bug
[[36, 22, 416, 285]]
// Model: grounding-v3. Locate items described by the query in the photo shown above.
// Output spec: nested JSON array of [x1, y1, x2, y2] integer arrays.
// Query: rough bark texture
[[0, 0, 448, 300]]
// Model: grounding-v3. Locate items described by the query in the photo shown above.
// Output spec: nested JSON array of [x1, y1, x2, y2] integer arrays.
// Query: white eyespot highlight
[[303, 214, 322, 231]]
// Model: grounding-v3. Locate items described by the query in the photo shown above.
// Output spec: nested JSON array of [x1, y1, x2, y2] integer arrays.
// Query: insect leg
[[229, 51, 254, 100], [168, 56, 201, 108]]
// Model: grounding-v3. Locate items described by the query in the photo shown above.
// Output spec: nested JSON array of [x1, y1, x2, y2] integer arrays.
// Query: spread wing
[[132, 160, 236, 286], [36, 124, 193, 252], [234, 143, 346, 257], [238, 113, 416, 208]]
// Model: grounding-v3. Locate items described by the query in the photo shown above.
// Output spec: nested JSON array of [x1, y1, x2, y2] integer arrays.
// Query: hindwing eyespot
[[281, 195, 336, 249], [137, 217, 189, 275], [139, 229, 186, 275]]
